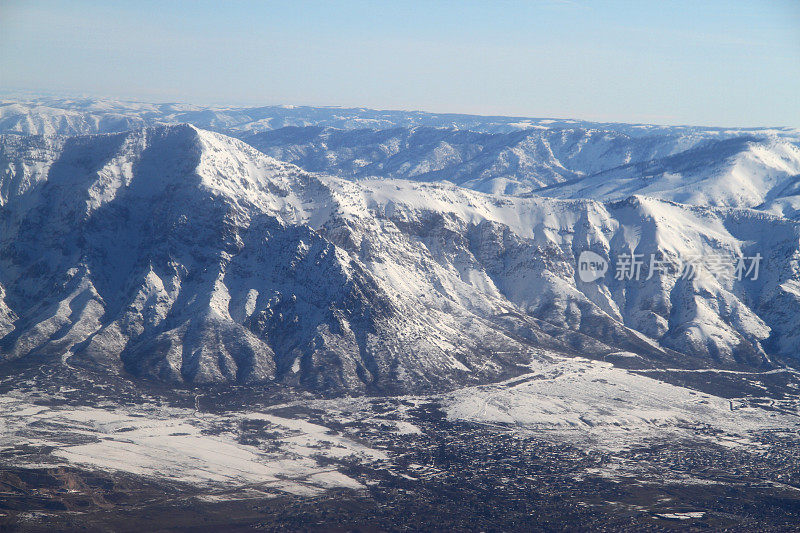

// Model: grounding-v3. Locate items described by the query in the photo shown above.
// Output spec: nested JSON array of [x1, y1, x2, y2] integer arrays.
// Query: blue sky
[[1, 0, 798, 127]]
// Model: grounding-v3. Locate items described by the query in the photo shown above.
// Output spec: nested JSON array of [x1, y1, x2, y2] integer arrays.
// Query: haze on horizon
[[1, 0, 799, 128]]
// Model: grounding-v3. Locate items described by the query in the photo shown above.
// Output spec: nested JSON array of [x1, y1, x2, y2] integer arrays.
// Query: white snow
[[443, 356, 800, 450], [0, 395, 385, 496]]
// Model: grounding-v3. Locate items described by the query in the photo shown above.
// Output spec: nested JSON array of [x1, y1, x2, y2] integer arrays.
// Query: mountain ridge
[[2, 125, 800, 392]]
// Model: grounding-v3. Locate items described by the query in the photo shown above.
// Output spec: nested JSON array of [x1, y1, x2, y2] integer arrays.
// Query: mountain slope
[[5, 96, 799, 211], [3, 126, 800, 393], [4, 94, 798, 137], [538, 136, 800, 214], [243, 125, 800, 205], [0, 126, 552, 392], [243, 125, 709, 195]]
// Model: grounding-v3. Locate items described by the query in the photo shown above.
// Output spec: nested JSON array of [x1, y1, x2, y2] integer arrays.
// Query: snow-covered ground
[[442, 356, 800, 451], [2, 352, 797, 498], [0, 392, 385, 497]]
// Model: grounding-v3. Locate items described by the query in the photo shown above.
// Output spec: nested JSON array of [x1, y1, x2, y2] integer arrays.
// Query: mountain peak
[[3, 102, 800, 392]]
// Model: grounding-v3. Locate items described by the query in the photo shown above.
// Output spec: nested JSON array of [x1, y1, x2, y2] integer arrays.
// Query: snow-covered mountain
[[539, 136, 800, 214], [5, 96, 799, 209], [2, 95, 663, 136], [245, 125, 800, 213], [244, 126, 676, 195], [4, 94, 797, 138], [244, 126, 766, 195], [2, 125, 800, 392], [0, 126, 551, 391]]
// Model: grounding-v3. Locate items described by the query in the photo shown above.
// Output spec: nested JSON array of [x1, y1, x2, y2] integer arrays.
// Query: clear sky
[[1, 0, 798, 127]]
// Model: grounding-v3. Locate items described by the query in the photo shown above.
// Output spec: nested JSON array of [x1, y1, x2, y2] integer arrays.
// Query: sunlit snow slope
[[2, 125, 800, 392]]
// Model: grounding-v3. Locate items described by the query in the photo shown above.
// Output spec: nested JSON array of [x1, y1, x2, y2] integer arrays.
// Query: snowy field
[[0, 393, 386, 498], [442, 357, 800, 451], [2, 354, 797, 499]]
